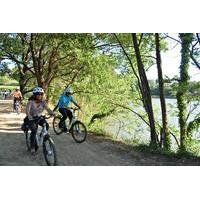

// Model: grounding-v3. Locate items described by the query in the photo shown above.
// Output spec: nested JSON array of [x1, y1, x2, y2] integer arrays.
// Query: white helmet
[[33, 87, 44, 94], [16, 87, 20, 90], [65, 86, 73, 94]]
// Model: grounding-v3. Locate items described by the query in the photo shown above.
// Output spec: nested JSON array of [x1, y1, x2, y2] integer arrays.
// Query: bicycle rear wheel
[[43, 136, 57, 166], [53, 116, 64, 135], [16, 106, 20, 114], [71, 121, 87, 143]]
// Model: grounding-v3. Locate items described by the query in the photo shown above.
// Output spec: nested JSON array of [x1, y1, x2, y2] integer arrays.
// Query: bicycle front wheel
[[25, 130, 39, 152], [53, 116, 64, 135], [71, 121, 87, 143], [43, 136, 57, 166]]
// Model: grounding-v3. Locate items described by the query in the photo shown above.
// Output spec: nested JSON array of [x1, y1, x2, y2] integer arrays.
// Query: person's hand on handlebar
[[75, 106, 81, 110]]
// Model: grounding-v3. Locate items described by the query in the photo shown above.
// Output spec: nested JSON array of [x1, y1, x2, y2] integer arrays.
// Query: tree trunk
[[155, 33, 171, 150], [29, 33, 58, 92], [177, 33, 193, 152], [132, 33, 158, 148], [30, 33, 44, 88]]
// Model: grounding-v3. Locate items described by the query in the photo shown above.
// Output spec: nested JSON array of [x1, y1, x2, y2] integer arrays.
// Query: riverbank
[[1, 99, 200, 166]]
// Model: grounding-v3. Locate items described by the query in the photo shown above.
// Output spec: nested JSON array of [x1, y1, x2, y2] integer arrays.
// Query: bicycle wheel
[[53, 116, 64, 135], [71, 121, 87, 143], [25, 130, 39, 152], [43, 136, 57, 166], [16, 106, 20, 114]]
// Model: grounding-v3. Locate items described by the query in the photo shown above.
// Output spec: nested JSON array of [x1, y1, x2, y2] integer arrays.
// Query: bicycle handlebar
[[33, 115, 53, 121], [44, 115, 53, 119], [68, 107, 80, 110]]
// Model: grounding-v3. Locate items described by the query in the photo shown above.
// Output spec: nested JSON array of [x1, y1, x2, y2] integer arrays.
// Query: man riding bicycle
[[25, 87, 56, 154], [12, 87, 23, 110], [54, 86, 81, 132]]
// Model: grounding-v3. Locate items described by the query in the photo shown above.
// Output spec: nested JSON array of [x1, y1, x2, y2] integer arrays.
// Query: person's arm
[[44, 103, 56, 116], [26, 101, 33, 120], [71, 99, 81, 109], [19, 91, 23, 99], [53, 102, 59, 112], [11, 91, 15, 98]]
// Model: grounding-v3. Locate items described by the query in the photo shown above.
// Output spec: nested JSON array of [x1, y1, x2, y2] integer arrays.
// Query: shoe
[[63, 127, 68, 132], [30, 148, 35, 155]]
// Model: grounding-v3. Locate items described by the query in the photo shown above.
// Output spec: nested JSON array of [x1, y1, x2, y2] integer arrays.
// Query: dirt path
[[0, 100, 200, 166]]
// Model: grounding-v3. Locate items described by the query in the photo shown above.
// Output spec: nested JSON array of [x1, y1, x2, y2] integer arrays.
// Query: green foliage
[[187, 117, 200, 135], [1, 32, 200, 156], [0, 75, 18, 86], [177, 136, 200, 156], [177, 33, 194, 151]]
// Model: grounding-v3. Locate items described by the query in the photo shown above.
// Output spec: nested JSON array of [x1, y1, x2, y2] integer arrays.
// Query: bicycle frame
[[35, 116, 50, 146], [36, 123, 48, 146], [14, 100, 20, 109], [67, 108, 78, 130]]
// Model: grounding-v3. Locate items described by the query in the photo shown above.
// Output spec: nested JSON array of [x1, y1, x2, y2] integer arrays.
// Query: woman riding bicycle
[[55, 86, 81, 132], [26, 87, 55, 154]]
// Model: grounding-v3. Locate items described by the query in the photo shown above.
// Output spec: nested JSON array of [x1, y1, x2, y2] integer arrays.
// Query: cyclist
[[55, 86, 81, 131], [26, 87, 55, 154], [12, 87, 23, 110]]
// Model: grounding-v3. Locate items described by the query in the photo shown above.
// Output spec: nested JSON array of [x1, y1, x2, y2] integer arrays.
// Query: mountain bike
[[53, 107, 87, 143], [24, 115, 57, 166]]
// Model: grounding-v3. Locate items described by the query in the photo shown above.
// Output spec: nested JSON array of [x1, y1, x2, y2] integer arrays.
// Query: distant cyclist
[[54, 86, 81, 131], [12, 87, 23, 110], [25, 87, 55, 154]]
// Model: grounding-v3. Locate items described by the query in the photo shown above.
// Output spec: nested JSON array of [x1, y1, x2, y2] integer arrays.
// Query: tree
[[155, 33, 170, 150], [132, 33, 158, 148], [177, 33, 193, 152], [0, 33, 95, 96], [0, 33, 34, 95]]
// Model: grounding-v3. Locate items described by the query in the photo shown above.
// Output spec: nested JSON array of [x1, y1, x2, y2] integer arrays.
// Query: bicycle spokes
[[43, 138, 57, 166], [71, 121, 87, 143]]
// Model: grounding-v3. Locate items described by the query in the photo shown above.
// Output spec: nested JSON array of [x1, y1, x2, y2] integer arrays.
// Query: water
[[105, 98, 200, 145]]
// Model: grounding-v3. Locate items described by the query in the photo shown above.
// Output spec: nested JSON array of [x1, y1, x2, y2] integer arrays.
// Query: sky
[[146, 34, 200, 81]]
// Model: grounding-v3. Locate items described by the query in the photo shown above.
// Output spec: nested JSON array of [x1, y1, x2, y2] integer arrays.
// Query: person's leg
[[13, 98, 16, 110], [65, 109, 73, 125], [59, 108, 68, 130], [29, 120, 38, 152]]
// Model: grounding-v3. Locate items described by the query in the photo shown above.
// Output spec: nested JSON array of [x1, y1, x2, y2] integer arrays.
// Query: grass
[[89, 129, 200, 161]]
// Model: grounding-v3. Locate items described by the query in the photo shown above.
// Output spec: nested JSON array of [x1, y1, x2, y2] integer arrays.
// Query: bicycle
[[53, 107, 87, 143], [23, 115, 57, 166], [14, 99, 21, 114]]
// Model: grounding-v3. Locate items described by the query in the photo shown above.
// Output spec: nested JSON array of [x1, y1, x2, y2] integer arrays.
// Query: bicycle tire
[[43, 136, 57, 166], [53, 116, 64, 135], [71, 120, 87, 143], [25, 129, 39, 152], [16, 106, 20, 114]]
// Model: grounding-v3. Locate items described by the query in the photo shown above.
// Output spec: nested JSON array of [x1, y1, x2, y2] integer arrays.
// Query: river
[[105, 98, 200, 147]]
